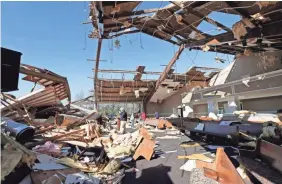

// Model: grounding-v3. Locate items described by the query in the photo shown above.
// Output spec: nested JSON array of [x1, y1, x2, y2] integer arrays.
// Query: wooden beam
[[186, 20, 282, 48], [168, 2, 210, 39], [97, 93, 147, 98], [20, 67, 65, 84], [94, 39, 103, 110], [97, 69, 161, 75], [97, 68, 187, 76], [156, 44, 185, 88], [224, 2, 252, 19], [140, 28, 180, 45], [145, 44, 185, 103], [20, 66, 71, 104], [183, 6, 231, 32], [96, 80, 153, 88], [134, 66, 146, 81], [104, 8, 159, 21], [181, 17, 210, 39], [97, 97, 144, 102]]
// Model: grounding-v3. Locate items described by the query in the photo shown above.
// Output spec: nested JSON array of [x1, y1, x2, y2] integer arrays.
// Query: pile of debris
[[1, 97, 158, 184], [1, 113, 157, 184], [0, 64, 159, 184]]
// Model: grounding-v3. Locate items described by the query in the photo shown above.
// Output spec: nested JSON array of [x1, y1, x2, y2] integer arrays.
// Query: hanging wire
[[139, 33, 144, 49], [131, 2, 143, 24], [172, 44, 176, 54], [185, 49, 199, 64], [109, 2, 258, 35], [138, 0, 164, 49]]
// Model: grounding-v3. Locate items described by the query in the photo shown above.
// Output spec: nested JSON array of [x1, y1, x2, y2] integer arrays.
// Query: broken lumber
[[25, 129, 85, 149], [133, 138, 155, 161], [35, 126, 55, 135], [66, 110, 97, 130]]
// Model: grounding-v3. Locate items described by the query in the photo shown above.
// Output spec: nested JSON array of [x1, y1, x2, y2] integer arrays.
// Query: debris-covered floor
[[2, 116, 282, 184], [123, 128, 221, 184]]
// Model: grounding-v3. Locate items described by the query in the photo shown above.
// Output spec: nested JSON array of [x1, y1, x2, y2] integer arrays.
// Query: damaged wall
[[159, 87, 189, 116], [146, 87, 188, 117], [225, 51, 282, 83], [146, 102, 161, 116], [242, 96, 282, 112]]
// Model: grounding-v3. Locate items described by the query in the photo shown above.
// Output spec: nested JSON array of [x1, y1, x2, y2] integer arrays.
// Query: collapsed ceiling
[[89, 1, 282, 55], [91, 64, 219, 103], [88, 1, 282, 106]]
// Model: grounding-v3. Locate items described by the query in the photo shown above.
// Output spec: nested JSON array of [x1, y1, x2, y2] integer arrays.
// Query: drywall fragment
[[232, 21, 247, 40]]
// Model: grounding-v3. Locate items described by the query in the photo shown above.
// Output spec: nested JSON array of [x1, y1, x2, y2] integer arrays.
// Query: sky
[[1, 1, 240, 101]]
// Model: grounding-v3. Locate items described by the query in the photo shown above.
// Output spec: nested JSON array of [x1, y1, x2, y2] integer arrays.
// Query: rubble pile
[[0, 63, 167, 184], [1, 103, 162, 184]]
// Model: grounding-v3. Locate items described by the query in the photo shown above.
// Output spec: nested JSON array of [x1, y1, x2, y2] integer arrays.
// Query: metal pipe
[[1, 117, 35, 142]]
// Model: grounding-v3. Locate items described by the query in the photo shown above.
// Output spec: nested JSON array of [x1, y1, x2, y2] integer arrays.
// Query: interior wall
[[146, 81, 208, 117], [226, 51, 282, 83], [241, 95, 282, 112], [159, 87, 190, 117], [145, 102, 161, 117], [145, 87, 188, 117]]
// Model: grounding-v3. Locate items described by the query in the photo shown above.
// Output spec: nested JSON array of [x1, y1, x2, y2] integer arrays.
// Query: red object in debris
[[141, 112, 146, 120]]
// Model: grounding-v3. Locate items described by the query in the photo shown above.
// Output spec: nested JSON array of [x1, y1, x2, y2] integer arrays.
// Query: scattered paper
[[166, 130, 180, 135], [180, 160, 196, 172]]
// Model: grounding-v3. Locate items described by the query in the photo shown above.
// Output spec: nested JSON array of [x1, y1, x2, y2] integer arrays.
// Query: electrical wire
[[185, 49, 199, 64], [138, 0, 164, 49]]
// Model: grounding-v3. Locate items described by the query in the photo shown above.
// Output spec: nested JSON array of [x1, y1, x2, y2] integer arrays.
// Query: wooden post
[[94, 38, 103, 110], [145, 44, 185, 103]]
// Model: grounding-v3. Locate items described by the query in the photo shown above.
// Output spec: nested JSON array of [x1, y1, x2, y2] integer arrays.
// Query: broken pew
[[240, 139, 282, 173]]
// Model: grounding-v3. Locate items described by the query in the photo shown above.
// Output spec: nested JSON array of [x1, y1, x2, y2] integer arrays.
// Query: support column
[[93, 38, 103, 111]]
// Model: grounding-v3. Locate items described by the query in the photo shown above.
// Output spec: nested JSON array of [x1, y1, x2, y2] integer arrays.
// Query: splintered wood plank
[[133, 138, 156, 161]]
